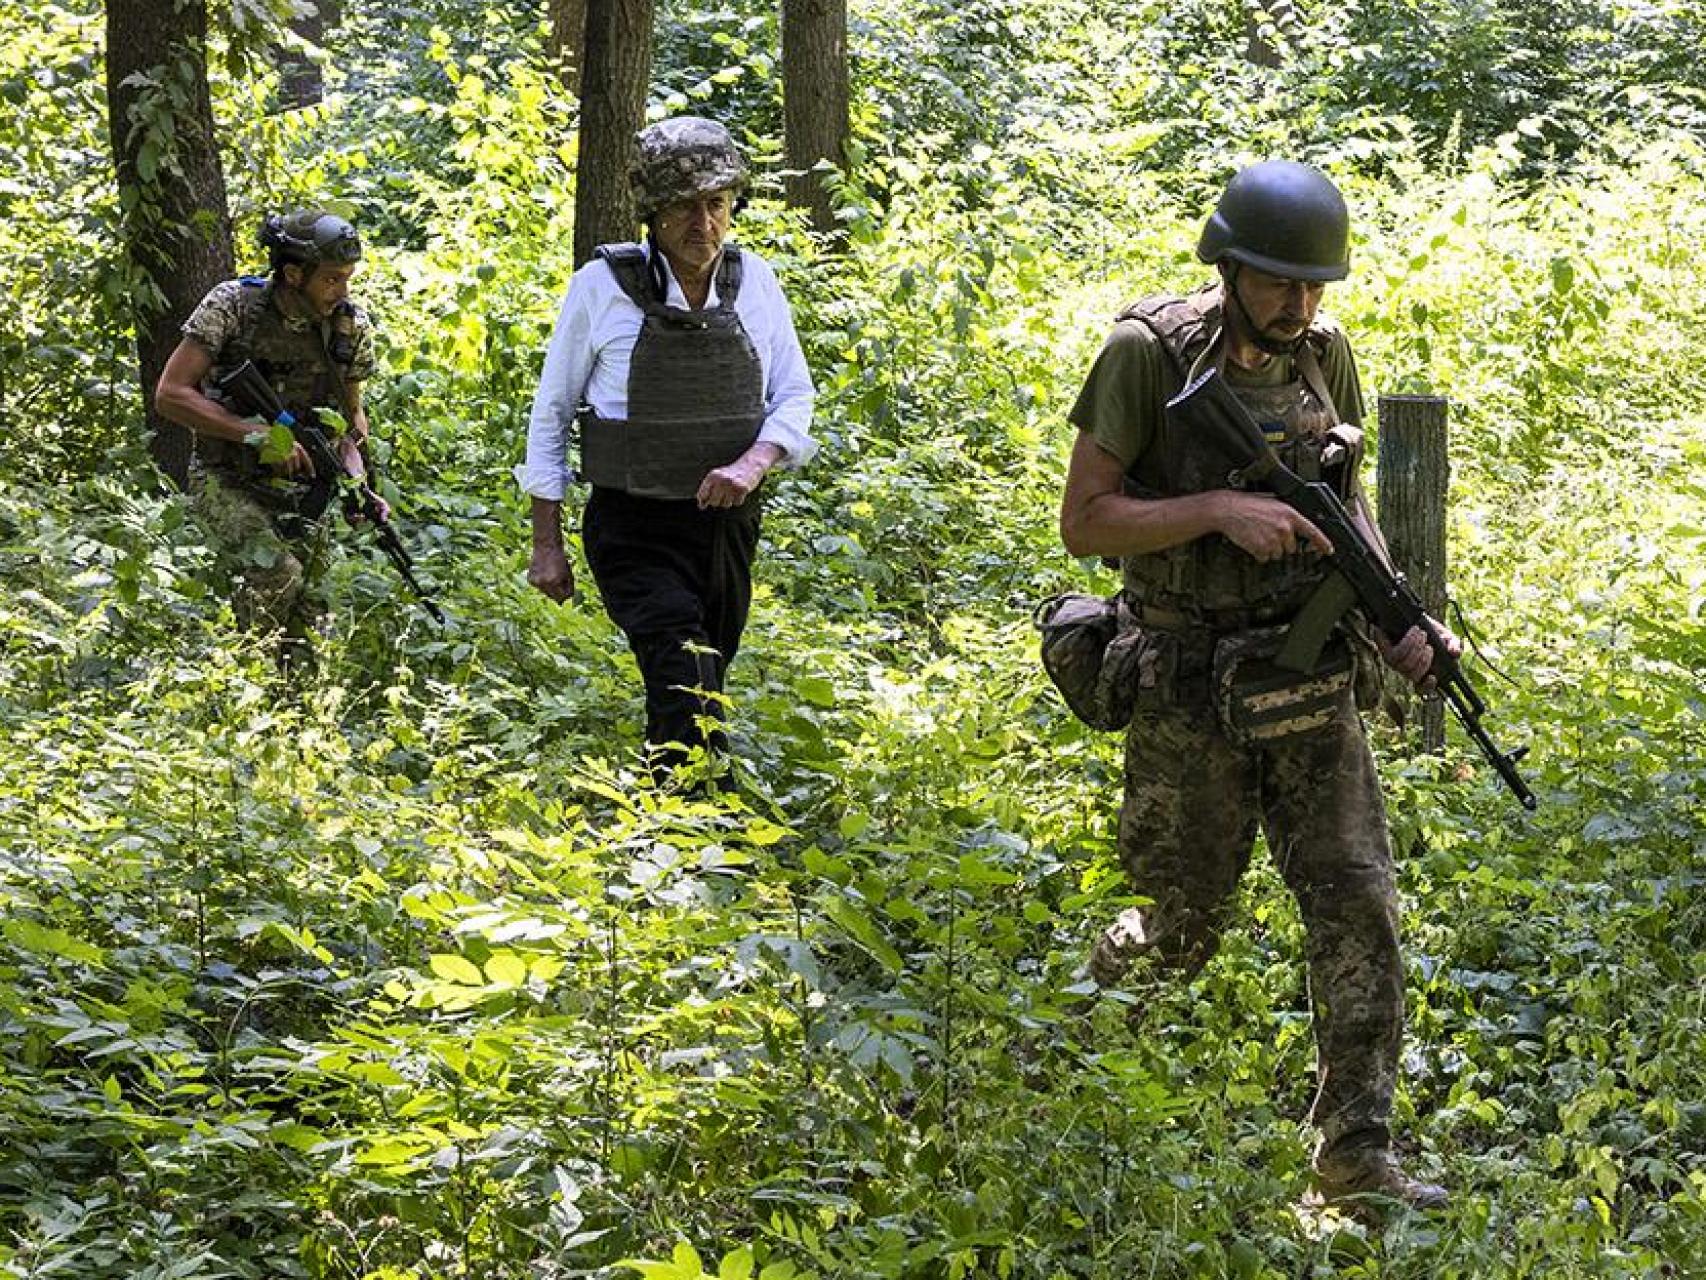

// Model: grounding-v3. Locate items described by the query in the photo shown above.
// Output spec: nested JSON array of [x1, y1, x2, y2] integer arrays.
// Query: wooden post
[[1376, 395, 1449, 753]]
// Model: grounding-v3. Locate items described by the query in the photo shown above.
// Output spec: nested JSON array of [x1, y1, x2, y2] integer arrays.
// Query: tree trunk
[[276, 0, 341, 111], [1244, 0, 1300, 68], [549, 0, 589, 98], [782, 0, 849, 237], [105, 0, 234, 488], [574, 0, 654, 266], [1376, 394, 1451, 753]]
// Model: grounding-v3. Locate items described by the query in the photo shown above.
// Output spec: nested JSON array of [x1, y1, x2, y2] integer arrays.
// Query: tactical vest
[[199, 278, 354, 486], [578, 243, 765, 501], [1118, 286, 1354, 626]]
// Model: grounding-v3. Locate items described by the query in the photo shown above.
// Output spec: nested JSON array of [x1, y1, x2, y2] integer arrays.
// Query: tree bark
[[549, 0, 589, 98], [782, 0, 849, 237], [1243, 0, 1300, 68], [276, 0, 341, 111], [1376, 395, 1451, 753], [105, 0, 234, 488], [573, 0, 654, 266]]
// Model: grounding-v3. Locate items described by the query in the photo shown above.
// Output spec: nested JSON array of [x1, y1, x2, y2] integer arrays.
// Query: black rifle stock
[[214, 360, 447, 625], [1165, 367, 1537, 810]]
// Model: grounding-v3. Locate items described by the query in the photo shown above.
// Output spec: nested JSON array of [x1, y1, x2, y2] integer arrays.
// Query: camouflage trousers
[[1114, 688, 1402, 1157], [189, 467, 331, 640]]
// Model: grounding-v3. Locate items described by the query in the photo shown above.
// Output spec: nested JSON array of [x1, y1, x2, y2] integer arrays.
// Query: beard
[[1250, 323, 1307, 356], [1223, 268, 1313, 357]]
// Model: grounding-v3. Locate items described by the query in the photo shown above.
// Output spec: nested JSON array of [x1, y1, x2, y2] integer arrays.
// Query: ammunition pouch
[[1035, 593, 1178, 731], [1211, 625, 1354, 746]]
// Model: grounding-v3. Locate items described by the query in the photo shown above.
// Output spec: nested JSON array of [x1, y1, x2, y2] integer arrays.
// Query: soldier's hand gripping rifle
[[1166, 367, 1536, 809], [215, 360, 447, 625]]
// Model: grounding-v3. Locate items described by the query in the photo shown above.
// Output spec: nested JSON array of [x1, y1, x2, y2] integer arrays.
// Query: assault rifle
[[1166, 367, 1537, 810], [215, 360, 447, 625]]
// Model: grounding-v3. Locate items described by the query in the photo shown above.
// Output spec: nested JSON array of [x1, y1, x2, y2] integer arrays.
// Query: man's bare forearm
[[530, 496, 565, 550]]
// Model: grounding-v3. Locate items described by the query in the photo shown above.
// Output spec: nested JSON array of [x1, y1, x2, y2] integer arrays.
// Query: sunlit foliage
[[0, 0, 1702, 1275]]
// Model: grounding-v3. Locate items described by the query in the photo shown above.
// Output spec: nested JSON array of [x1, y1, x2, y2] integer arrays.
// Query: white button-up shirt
[[516, 243, 817, 501]]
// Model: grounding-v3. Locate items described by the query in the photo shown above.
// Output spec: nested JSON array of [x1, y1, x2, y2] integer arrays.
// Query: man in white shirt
[[518, 116, 816, 777]]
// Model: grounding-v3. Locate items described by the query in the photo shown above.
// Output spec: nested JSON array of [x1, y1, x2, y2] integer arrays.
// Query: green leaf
[[797, 676, 836, 708], [718, 1245, 755, 1280], [955, 853, 1018, 887], [270, 1122, 324, 1152], [315, 406, 350, 435], [3, 918, 106, 966], [355, 1135, 432, 1168], [618, 1241, 705, 1279], [254, 423, 296, 465], [744, 818, 792, 847], [345, 1062, 408, 1088], [484, 951, 528, 987], [529, 955, 567, 983], [429, 953, 484, 985], [822, 898, 903, 973]]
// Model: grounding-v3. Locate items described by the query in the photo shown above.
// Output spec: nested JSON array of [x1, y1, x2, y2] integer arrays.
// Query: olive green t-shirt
[[1067, 300, 1366, 471]]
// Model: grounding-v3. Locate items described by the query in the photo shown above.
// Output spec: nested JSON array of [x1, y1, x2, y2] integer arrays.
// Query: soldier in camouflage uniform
[[1058, 161, 1458, 1211], [155, 210, 379, 660], [520, 117, 815, 777]]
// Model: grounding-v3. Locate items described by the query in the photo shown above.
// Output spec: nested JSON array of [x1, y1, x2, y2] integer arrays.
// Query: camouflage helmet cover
[[629, 116, 748, 219], [262, 210, 363, 269], [1196, 160, 1350, 281]]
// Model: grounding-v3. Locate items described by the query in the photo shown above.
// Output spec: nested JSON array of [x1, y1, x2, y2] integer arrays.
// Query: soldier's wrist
[[1197, 489, 1236, 530]]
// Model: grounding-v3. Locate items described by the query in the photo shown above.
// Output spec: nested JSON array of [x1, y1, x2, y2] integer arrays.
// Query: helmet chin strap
[[1223, 262, 1305, 358]]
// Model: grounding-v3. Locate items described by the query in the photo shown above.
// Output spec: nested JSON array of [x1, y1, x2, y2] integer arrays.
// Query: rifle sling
[[1276, 571, 1359, 673]]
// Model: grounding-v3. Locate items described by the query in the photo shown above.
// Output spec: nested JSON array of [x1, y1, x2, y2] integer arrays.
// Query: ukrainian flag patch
[[1261, 421, 1288, 445]]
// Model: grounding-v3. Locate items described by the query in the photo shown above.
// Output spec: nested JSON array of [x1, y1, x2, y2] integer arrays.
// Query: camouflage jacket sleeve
[[341, 302, 377, 383], [180, 280, 250, 356]]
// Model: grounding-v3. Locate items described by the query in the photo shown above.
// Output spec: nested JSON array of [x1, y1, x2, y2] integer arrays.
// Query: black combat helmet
[[261, 210, 363, 270], [1196, 161, 1350, 281]]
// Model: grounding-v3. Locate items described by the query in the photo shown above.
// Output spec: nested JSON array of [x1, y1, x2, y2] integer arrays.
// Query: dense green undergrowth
[[4, 0, 1706, 1274]]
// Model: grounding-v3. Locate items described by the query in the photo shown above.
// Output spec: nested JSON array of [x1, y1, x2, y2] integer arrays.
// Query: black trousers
[[581, 486, 761, 762]]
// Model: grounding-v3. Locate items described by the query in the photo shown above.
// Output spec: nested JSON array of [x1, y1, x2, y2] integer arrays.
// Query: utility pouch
[[1341, 616, 1386, 713], [1211, 625, 1354, 746], [1035, 593, 1175, 731]]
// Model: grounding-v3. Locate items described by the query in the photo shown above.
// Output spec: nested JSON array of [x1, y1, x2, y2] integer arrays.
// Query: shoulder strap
[[594, 243, 657, 311], [713, 245, 744, 308], [229, 278, 272, 350], [1116, 285, 1222, 380], [595, 242, 741, 313], [1293, 337, 1340, 423]]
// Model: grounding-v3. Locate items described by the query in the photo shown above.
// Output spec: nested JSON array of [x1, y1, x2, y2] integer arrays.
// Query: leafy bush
[[2, 0, 1705, 1275]]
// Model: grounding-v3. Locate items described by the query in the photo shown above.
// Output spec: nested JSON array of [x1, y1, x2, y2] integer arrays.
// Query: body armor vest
[[199, 279, 352, 487], [579, 243, 765, 501], [1119, 287, 1351, 625]]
